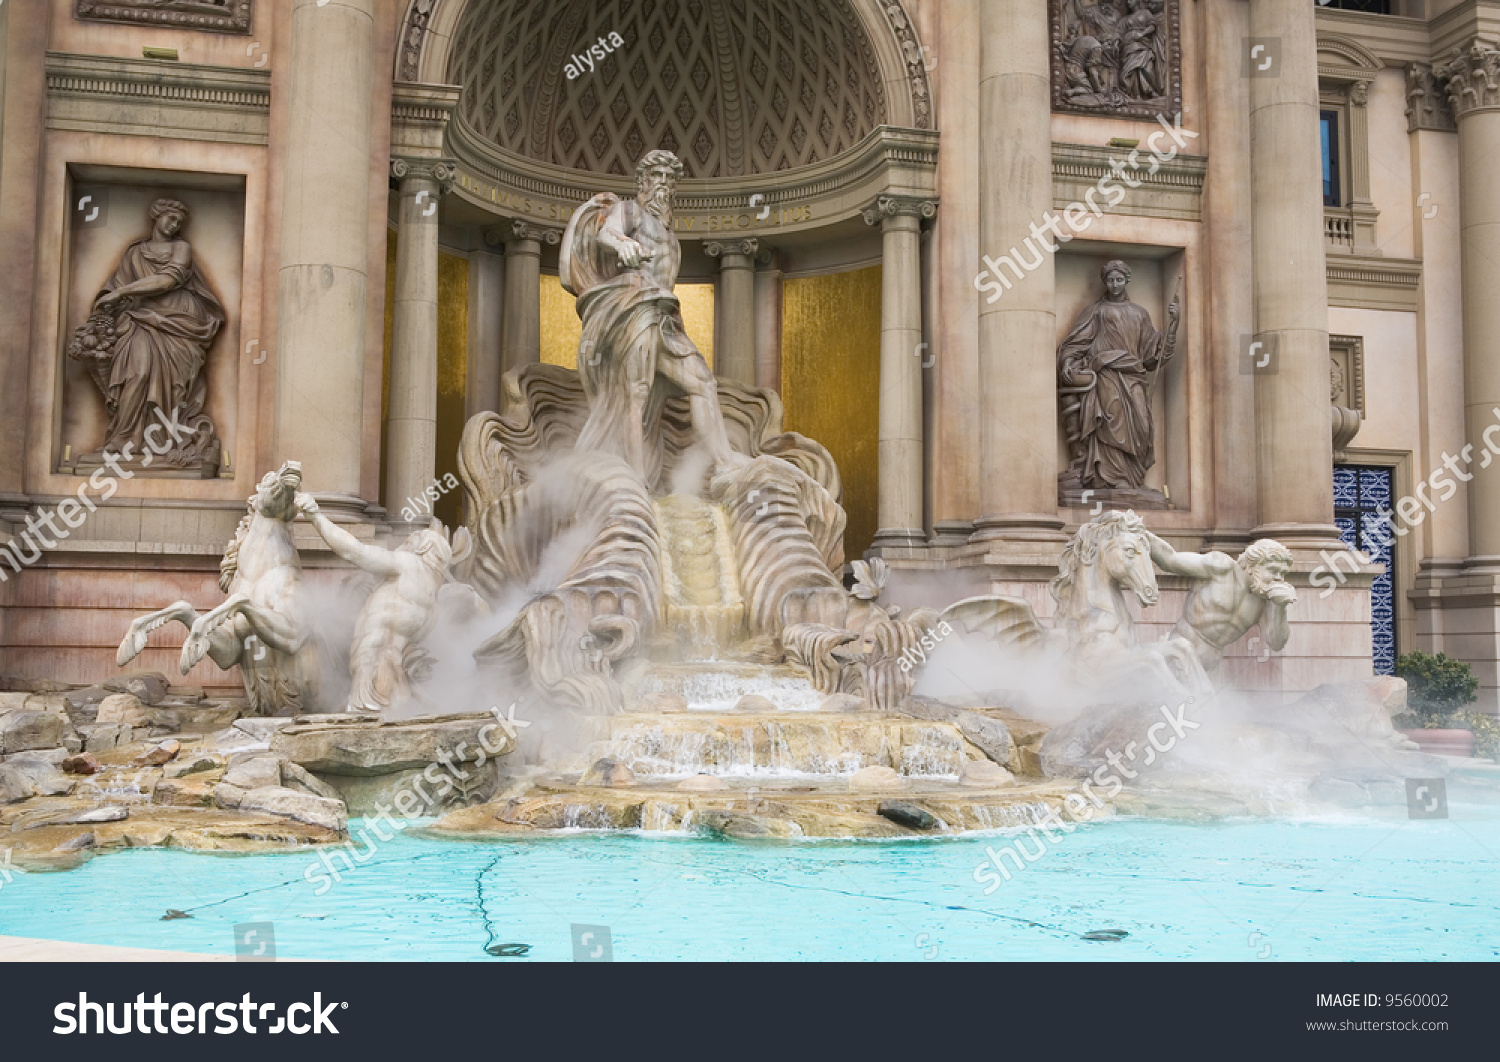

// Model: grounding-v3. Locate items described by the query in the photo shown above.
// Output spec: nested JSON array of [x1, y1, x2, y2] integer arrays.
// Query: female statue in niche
[[1057, 259, 1178, 501], [70, 197, 223, 469]]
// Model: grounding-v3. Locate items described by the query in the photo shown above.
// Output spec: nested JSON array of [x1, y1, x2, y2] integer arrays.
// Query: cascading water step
[[584, 711, 978, 779], [626, 662, 827, 712]]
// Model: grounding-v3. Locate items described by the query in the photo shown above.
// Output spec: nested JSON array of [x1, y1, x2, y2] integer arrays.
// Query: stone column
[[1439, 41, 1500, 564], [0, 0, 44, 519], [753, 246, 782, 392], [970, 0, 1064, 546], [385, 158, 452, 523], [275, 0, 376, 505], [466, 234, 506, 418], [705, 238, 758, 387], [500, 220, 556, 376], [865, 196, 934, 550], [1248, 0, 1339, 549], [1203, 0, 1256, 548]]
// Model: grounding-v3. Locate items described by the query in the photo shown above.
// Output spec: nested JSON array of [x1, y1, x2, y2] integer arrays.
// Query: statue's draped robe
[[562, 193, 697, 486], [1058, 295, 1166, 490], [100, 238, 223, 452]]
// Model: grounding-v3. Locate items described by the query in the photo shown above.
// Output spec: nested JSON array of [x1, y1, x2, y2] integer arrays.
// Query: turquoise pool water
[[2, 808, 1497, 961]]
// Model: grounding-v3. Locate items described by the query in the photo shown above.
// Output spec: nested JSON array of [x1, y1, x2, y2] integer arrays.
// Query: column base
[[929, 520, 974, 547], [310, 493, 382, 522], [869, 527, 927, 551], [969, 513, 1068, 544], [1249, 521, 1349, 555]]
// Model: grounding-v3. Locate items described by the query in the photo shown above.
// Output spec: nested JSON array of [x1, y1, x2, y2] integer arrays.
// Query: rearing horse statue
[[940, 510, 1210, 699], [116, 461, 324, 714]]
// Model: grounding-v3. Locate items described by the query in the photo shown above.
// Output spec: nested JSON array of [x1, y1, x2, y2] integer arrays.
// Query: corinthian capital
[[1437, 39, 1500, 120], [1406, 62, 1457, 132]]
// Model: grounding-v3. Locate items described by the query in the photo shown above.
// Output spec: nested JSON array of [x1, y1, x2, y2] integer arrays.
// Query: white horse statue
[[116, 461, 325, 714], [941, 510, 1210, 699]]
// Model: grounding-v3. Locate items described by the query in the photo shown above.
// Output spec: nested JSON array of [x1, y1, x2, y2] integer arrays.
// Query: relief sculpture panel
[[1050, 0, 1182, 120]]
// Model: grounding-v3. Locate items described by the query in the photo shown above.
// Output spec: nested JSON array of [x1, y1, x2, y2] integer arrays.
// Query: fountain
[[1, 149, 1481, 873]]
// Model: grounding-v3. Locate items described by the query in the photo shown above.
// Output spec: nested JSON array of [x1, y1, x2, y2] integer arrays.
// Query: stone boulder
[[236, 786, 347, 832], [677, 773, 728, 791], [96, 694, 149, 727], [960, 759, 1015, 787], [279, 761, 343, 800], [877, 800, 939, 830], [61, 753, 102, 775], [582, 758, 637, 787], [954, 711, 1017, 770], [270, 712, 513, 776], [733, 694, 778, 712], [223, 754, 282, 789], [0, 764, 33, 803], [0, 710, 69, 753], [848, 765, 903, 789], [3, 753, 75, 796], [105, 672, 170, 706]]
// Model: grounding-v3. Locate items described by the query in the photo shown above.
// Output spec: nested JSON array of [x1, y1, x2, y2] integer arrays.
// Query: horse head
[[1051, 509, 1159, 622], [251, 460, 302, 521]]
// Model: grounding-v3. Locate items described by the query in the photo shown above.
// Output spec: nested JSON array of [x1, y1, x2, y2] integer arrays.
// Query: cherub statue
[[1146, 535, 1296, 674], [296, 493, 482, 713]]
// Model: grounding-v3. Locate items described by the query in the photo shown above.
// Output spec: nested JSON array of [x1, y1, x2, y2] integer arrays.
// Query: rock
[[16, 805, 129, 829], [133, 739, 181, 766], [6, 747, 67, 765], [82, 723, 130, 753], [279, 761, 342, 800], [635, 692, 688, 713], [0, 710, 68, 753], [64, 686, 112, 711], [695, 809, 771, 837], [847, 765, 903, 789], [105, 672, 169, 706], [1365, 675, 1409, 715], [153, 779, 216, 808], [676, 773, 729, 791], [582, 758, 637, 787], [960, 759, 1015, 787], [223, 754, 283, 789], [62, 753, 103, 775], [62, 734, 83, 754], [0, 692, 36, 714], [270, 713, 513, 775], [3, 753, 75, 796], [213, 782, 245, 809], [168, 685, 207, 703], [163, 755, 223, 779], [819, 693, 865, 712], [237, 786, 347, 832], [96, 693, 149, 727], [955, 711, 1017, 770], [231, 717, 294, 745], [732, 694, 778, 712], [0, 765, 32, 803], [54, 831, 96, 852], [877, 800, 940, 830]]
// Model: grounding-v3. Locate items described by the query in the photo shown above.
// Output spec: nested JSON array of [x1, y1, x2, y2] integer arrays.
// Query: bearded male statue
[[560, 149, 745, 482], [1146, 534, 1296, 674]]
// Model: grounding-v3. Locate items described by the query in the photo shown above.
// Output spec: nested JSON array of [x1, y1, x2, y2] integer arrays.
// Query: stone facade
[[0, 0, 1492, 709]]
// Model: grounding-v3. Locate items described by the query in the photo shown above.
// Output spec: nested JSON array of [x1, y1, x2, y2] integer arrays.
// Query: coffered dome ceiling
[[447, 0, 890, 178]]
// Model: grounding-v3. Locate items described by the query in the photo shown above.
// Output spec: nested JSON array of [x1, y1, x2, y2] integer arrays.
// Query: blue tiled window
[[1333, 465, 1395, 674]]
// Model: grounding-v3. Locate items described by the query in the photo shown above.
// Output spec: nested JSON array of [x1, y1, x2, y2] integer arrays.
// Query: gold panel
[[780, 266, 882, 561], [435, 252, 468, 529], [379, 237, 469, 529], [539, 273, 714, 369]]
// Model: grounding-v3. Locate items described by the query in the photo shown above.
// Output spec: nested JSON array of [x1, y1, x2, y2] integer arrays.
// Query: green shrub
[[1458, 711, 1500, 763], [1395, 651, 1478, 723]]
